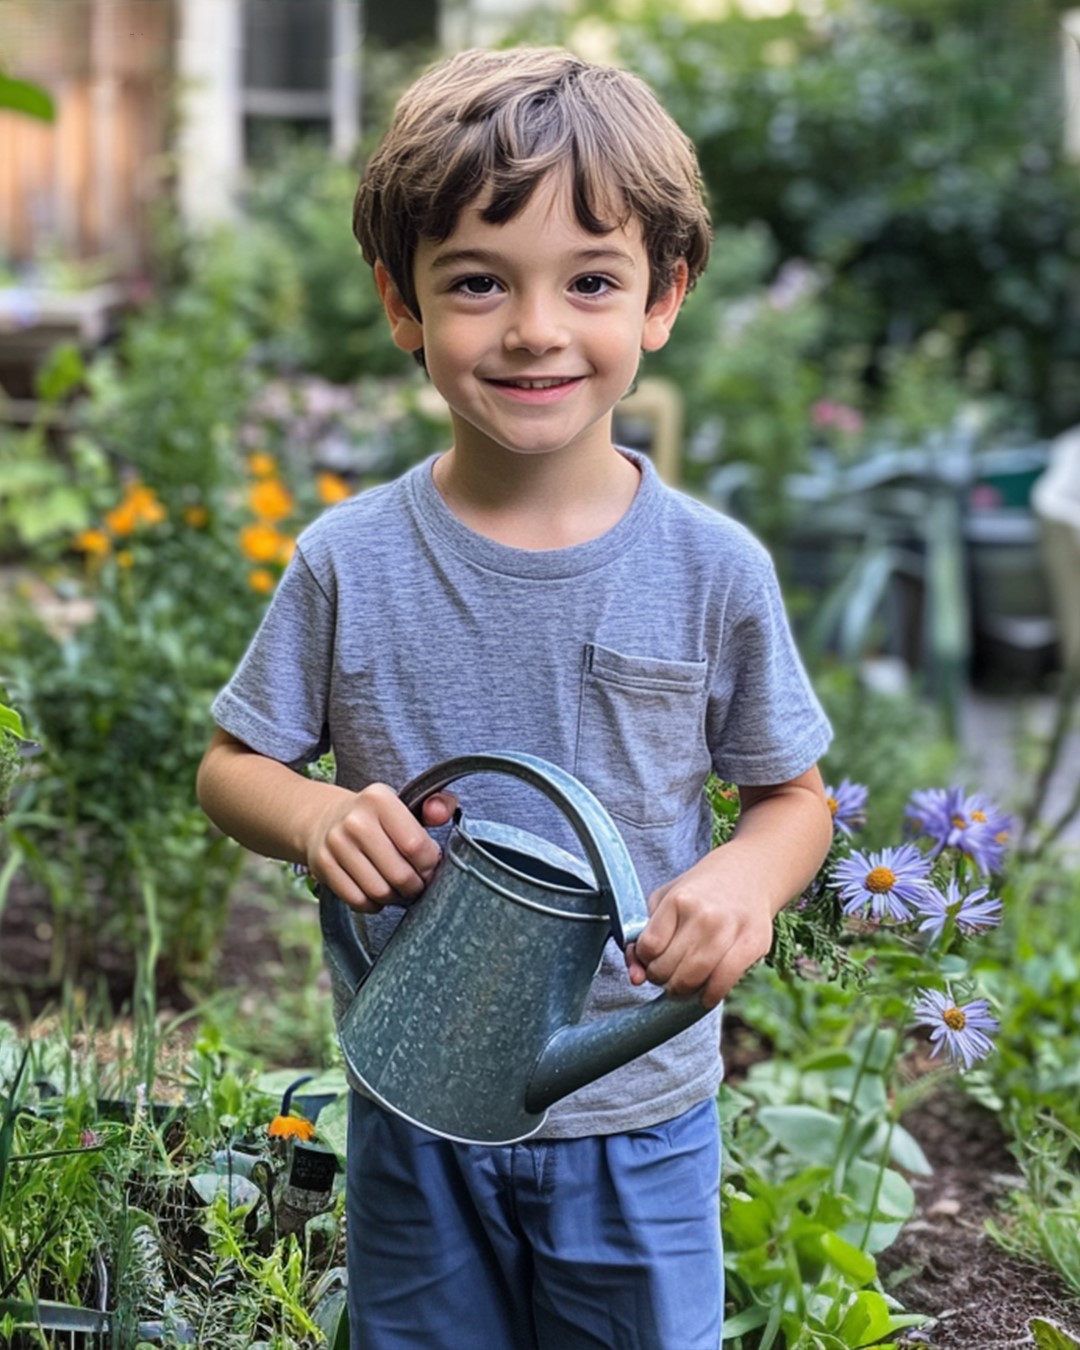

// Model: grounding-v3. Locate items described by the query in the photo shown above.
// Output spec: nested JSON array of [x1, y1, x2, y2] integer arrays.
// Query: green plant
[[0, 345, 109, 559], [718, 768, 1010, 1344], [989, 1116, 1080, 1300], [243, 144, 404, 384], [0, 991, 347, 1348]]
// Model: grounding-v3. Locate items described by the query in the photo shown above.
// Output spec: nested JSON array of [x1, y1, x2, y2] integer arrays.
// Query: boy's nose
[[503, 295, 569, 354]]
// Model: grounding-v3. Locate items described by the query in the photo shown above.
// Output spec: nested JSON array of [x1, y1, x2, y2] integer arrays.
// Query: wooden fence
[[0, 0, 175, 268]]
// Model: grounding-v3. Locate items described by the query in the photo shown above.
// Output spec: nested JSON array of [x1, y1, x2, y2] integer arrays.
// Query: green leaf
[[724, 1191, 773, 1249], [315, 1092, 349, 1166], [758, 1104, 842, 1165], [837, 1290, 893, 1345], [189, 1171, 261, 1211], [35, 343, 85, 404], [1031, 1318, 1080, 1350], [722, 1303, 771, 1337], [0, 705, 26, 739], [846, 1158, 917, 1221], [885, 1123, 933, 1177], [800, 1050, 855, 1072], [818, 1230, 877, 1285], [0, 74, 54, 121], [718, 1082, 756, 1124]]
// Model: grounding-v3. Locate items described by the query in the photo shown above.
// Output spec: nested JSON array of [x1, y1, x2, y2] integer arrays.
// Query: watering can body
[[320, 752, 709, 1145]]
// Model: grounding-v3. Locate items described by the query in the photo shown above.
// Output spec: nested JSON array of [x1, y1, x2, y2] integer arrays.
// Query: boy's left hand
[[625, 847, 775, 1010]]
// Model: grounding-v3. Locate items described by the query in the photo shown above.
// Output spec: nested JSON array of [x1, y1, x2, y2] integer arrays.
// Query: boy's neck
[[431, 438, 641, 551]]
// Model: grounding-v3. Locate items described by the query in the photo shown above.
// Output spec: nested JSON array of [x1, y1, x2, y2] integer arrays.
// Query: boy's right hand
[[307, 784, 458, 913]]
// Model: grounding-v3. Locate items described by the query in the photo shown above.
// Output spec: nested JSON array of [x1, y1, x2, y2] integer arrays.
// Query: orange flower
[[249, 478, 294, 523], [104, 498, 140, 536], [277, 534, 296, 565], [104, 482, 166, 535], [184, 504, 209, 528], [125, 484, 166, 526], [240, 522, 287, 563], [248, 568, 276, 594], [268, 1114, 315, 1141], [247, 452, 278, 478], [75, 528, 111, 556], [316, 472, 352, 505]]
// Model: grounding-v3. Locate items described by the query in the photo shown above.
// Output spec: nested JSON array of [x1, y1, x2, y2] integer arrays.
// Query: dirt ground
[[3, 879, 1080, 1348], [882, 1088, 1080, 1348]]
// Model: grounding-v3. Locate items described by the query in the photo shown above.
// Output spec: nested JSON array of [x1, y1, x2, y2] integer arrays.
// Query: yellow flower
[[117, 550, 135, 569], [240, 522, 288, 563], [249, 478, 294, 523], [247, 452, 278, 478], [75, 528, 111, 556], [183, 504, 209, 529], [277, 534, 296, 565], [248, 568, 276, 594], [268, 1114, 315, 1141], [316, 472, 352, 505]]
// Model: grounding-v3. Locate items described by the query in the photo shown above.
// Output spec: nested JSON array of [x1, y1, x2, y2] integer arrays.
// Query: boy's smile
[[376, 173, 686, 467]]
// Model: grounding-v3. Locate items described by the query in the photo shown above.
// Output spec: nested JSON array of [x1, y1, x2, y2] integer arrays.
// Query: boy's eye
[[454, 275, 501, 296], [572, 275, 613, 296]]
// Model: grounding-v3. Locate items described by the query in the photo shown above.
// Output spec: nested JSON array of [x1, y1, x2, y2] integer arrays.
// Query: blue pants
[[346, 1094, 723, 1350]]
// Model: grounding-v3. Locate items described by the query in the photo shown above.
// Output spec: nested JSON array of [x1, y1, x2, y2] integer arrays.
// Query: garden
[[3, 0, 1080, 1345]]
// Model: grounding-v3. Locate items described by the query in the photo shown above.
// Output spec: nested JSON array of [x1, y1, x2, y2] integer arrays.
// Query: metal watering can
[[319, 751, 709, 1145]]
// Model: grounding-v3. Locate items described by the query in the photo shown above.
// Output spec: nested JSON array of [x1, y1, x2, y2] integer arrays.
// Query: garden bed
[[883, 1087, 1080, 1346], [4, 878, 1080, 1346]]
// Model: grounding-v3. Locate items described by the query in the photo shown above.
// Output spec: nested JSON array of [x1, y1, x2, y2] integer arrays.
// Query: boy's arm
[[196, 728, 455, 912], [626, 765, 832, 1010]]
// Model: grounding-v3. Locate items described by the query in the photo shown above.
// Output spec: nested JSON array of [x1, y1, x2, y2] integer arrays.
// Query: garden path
[[959, 687, 1080, 852]]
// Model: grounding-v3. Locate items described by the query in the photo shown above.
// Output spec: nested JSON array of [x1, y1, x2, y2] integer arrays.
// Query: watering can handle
[[400, 751, 649, 951]]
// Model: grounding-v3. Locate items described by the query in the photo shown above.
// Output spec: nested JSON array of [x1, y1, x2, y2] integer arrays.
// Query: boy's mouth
[[487, 376, 584, 389]]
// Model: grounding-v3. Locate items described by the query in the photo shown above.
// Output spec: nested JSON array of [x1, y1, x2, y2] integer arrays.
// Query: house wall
[[0, 0, 175, 269]]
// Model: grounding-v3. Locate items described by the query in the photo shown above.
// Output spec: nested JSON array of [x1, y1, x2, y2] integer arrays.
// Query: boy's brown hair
[[353, 46, 712, 320]]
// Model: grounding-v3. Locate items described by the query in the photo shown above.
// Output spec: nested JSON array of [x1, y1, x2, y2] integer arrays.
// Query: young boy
[[197, 46, 833, 1349]]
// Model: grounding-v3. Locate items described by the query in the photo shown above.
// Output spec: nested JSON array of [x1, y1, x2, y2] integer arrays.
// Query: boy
[[197, 46, 833, 1349]]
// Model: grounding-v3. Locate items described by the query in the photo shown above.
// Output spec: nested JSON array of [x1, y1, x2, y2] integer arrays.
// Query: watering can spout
[[525, 987, 708, 1116]]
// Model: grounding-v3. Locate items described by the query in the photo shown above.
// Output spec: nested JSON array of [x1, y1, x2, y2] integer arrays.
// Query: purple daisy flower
[[913, 987, 999, 1070], [831, 843, 933, 923], [904, 786, 1012, 874], [915, 877, 1003, 941], [824, 778, 869, 836]]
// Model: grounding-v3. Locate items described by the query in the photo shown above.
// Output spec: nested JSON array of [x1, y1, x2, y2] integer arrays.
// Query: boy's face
[[376, 173, 686, 465]]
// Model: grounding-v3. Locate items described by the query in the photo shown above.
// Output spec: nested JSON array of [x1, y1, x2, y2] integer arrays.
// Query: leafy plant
[[0, 345, 108, 559], [718, 765, 1011, 1344], [0, 1002, 347, 1348]]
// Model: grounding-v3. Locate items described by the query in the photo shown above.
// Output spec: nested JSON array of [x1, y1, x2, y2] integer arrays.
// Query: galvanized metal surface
[[320, 752, 708, 1145]]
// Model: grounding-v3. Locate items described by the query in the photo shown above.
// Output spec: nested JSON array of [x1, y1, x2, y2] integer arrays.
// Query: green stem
[[831, 1021, 879, 1186], [858, 1115, 897, 1252]]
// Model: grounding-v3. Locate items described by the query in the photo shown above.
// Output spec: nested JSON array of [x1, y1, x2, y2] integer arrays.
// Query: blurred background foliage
[[3, 0, 1079, 1004]]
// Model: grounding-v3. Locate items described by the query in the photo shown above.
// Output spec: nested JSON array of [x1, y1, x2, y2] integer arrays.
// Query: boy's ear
[[375, 260, 424, 354], [641, 259, 689, 354]]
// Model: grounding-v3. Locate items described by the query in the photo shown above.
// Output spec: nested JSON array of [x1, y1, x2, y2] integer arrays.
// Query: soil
[[3, 880, 1080, 1348]]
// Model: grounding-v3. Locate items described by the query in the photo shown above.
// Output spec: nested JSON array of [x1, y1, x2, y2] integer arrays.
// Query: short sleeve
[[707, 548, 832, 785], [210, 549, 334, 770]]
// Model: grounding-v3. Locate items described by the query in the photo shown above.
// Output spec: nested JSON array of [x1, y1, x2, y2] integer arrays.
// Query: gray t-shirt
[[211, 450, 832, 1136]]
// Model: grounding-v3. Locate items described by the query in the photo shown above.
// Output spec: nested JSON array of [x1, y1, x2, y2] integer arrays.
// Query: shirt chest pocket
[[574, 643, 709, 830]]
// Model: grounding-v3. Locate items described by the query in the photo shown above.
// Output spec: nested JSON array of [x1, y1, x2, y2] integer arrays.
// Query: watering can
[[319, 751, 709, 1146]]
